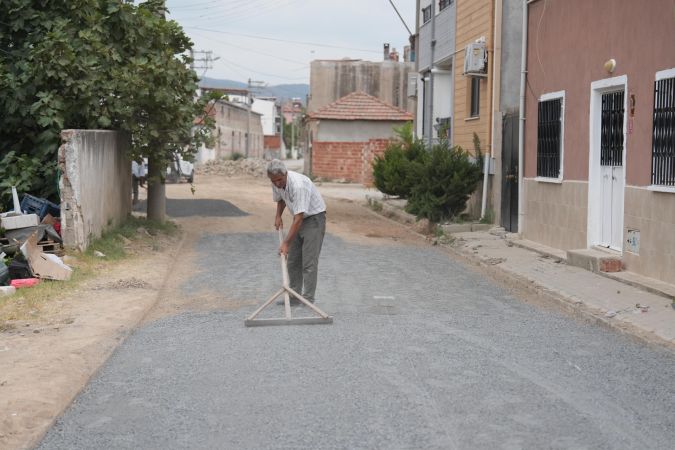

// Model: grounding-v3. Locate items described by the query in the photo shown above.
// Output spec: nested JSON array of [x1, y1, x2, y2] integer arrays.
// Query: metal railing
[[537, 98, 561, 178], [652, 77, 675, 186], [600, 91, 625, 167]]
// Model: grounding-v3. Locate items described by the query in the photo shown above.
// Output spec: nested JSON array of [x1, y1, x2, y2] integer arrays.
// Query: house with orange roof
[[306, 91, 413, 185]]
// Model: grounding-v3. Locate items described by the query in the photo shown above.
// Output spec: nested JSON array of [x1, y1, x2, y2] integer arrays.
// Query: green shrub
[[372, 124, 427, 198], [405, 143, 482, 223]]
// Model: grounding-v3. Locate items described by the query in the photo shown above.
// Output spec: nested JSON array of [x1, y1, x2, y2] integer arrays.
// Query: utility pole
[[246, 78, 251, 158], [426, 0, 436, 147], [291, 111, 295, 159], [278, 102, 285, 160], [191, 50, 217, 75]]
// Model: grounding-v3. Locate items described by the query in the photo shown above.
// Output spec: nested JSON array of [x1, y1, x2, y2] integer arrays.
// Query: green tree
[[0, 0, 212, 220]]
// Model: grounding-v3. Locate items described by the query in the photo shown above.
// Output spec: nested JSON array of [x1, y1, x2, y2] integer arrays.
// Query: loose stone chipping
[[196, 158, 269, 178]]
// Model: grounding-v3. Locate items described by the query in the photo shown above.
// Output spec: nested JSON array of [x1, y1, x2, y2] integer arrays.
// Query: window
[[651, 69, 675, 187], [537, 92, 565, 179], [470, 77, 480, 117], [422, 5, 432, 23], [439, 0, 453, 11], [600, 90, 624, 167]]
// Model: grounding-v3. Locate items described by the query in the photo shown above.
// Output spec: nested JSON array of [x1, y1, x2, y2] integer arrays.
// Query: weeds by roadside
[[0, 216, 180, 323], [367, 198, 383, 212]]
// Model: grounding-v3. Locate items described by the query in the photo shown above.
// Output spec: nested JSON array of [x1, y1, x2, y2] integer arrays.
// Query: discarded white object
[[0, 286, 17, 297], [11, 186, 21, 214], [94, 251, 106, 258], [20, 232, 72, 281], [605, 310, 617, 318], [1, 213, 39, 230]]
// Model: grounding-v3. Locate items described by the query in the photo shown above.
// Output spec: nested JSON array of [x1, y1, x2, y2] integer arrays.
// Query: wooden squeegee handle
[[278, 228, 290, 288]]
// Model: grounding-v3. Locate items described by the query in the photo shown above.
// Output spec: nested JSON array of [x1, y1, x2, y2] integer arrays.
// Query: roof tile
[[308, 91, 413, 121]]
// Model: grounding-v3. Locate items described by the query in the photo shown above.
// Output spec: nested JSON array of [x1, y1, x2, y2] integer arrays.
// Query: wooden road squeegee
[[244, 229, 333, 327]]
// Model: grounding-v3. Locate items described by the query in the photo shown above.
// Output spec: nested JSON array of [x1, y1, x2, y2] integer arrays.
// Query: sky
[[164, 0, 415, 85]]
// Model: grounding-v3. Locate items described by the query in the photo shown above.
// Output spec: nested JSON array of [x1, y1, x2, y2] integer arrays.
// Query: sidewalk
[[317, 183, 675, 349]]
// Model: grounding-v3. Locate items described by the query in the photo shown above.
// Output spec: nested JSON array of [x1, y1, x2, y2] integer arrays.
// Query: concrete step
[[566, 247, 623, 273]]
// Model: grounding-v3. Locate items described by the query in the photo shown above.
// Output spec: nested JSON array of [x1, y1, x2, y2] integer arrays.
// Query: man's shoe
[[276, 297, 300, 306]]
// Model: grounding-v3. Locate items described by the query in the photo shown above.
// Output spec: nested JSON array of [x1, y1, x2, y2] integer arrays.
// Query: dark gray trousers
[[287, 212, 326, 302]]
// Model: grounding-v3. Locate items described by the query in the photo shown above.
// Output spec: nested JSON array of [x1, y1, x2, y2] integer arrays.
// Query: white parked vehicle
[[166, 153, 194, 183]]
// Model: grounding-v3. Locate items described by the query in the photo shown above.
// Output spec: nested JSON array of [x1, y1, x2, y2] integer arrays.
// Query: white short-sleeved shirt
[[132, 161, 146, 178], [272, 170, 326, 217]]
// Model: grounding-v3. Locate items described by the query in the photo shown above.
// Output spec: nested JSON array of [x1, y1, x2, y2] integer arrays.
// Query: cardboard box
[[20, 232, 72, 281], [1, 213, 39, 230]]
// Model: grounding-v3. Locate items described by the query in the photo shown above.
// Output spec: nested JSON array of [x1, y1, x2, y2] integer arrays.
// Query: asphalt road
[[38, 230, 675, 449]]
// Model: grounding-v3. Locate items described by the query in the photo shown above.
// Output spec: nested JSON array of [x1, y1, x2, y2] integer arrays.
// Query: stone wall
[[623, 187, 675, 283], [522, 179, 588, 251], [58, 130, 131, 251]]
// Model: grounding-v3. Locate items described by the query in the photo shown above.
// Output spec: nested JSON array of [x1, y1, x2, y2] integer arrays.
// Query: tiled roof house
[[306, 92, 412, 184]]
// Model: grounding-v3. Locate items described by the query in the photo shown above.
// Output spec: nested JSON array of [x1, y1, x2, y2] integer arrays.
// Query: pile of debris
[[1, 187, 71, 297], [195, 158, 269, 178]]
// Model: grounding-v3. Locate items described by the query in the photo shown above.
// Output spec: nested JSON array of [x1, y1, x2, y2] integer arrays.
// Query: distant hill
[[198, 77, 309, 104]]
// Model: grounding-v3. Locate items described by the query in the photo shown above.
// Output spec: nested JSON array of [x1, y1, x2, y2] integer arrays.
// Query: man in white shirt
[[267, 159, 326, 304], [131, 160, 147, 205]]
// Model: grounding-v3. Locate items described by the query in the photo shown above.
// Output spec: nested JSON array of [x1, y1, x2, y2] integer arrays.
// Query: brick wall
[[264, 135, 281, 150], [312, 139, 391, 185]]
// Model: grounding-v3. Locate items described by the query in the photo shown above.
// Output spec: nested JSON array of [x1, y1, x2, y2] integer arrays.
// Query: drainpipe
[[481, 0, 502, 221], [426, 0, 436, 147], [517, 0, 532, 234]]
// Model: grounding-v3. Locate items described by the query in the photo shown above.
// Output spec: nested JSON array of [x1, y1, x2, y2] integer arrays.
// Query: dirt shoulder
[[0, 226, 184, 450]]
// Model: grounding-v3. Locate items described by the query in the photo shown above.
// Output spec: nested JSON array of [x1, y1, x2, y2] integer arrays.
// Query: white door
[[600, 165, 624, 248], [598, 90, 625, 250]]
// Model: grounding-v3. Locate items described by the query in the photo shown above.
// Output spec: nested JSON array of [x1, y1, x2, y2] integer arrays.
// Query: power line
[[216, 56, 308, 81], [387, 0, 413, 37], [184, 27, 381, 54], [175, 0, 301, 25], [170, 0, 282, 20], [167, 0, 222, 10], [189, 29, 307, 66]]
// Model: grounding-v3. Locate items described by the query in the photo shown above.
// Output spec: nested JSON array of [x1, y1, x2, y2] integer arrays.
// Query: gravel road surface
[[38, 228, 675, 449]]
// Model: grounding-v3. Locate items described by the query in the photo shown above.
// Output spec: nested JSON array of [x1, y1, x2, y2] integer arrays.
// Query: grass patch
[[0, 215, 180, 323], [480, 208, 495, 224], [84, 216, 178, 261]]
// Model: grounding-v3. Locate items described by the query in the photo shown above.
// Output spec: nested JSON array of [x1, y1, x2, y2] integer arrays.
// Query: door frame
[[587, 75, 628, 251]]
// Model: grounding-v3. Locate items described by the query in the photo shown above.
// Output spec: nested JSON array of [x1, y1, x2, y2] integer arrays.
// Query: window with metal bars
[[651, 75, 675, 186], [439, 0, 453, 11], [422, 5, 432, 23], [600, 90, 624, 166], [537, 97, 562, 178]]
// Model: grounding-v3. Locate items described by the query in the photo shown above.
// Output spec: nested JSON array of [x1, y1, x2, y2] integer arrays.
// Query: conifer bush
[[405, 143, 482, 223], [372, 123, 427, 198]]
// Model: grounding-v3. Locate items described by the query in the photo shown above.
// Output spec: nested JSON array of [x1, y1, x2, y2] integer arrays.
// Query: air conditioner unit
[[407, 73, 418, 97], [464, 42, 487, 76]]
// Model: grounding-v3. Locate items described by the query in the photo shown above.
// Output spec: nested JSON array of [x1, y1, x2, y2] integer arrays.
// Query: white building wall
[[252, 98, 277, 136]]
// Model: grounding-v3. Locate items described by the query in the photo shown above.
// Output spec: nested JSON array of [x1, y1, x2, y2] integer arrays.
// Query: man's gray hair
[[267, 159, 287, 176]]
